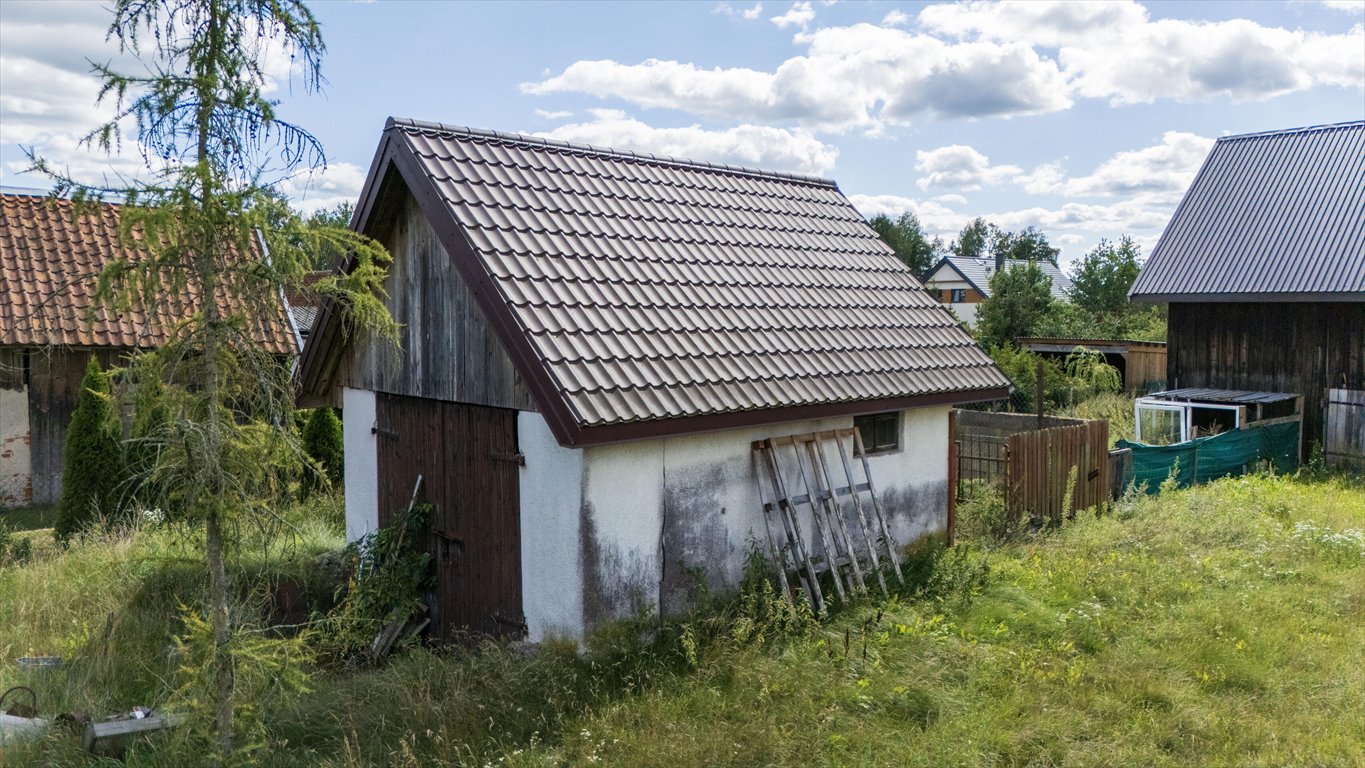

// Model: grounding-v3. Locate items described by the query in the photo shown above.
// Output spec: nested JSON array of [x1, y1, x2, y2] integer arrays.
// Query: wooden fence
[[1006, 420, 1110, 525], [953, 410, 1085, 493], [1324, 388, 1365, 473]]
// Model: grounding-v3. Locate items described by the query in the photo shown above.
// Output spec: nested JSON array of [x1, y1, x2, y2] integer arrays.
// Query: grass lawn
[[1, 473, 1361, 767]]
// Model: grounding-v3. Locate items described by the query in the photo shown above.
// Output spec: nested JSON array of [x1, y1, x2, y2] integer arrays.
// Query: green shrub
[[1065, 391, 1136, 446], [320, 502, 432, 664], [301, 407, 343, 494], [54, 356, 123, 541]]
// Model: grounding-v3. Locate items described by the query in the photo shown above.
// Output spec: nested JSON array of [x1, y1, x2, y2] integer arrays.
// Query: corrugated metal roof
[[930, 256, 1072, 301], [1130, 121, 1365, 302], [1147, 388, 1298, 405], [0, 191, 295, 353], [326, 118, 1009, 440]]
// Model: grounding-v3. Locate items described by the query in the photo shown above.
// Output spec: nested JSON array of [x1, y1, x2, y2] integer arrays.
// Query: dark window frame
[[950, 288, 967, 303], [854, 411, 901, 454]]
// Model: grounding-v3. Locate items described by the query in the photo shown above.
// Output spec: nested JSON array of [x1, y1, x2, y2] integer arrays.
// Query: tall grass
[[3, 475, 1362, 767]]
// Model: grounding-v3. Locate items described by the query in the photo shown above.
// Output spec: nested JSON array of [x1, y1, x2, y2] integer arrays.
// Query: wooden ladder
[[751, 428, 904, 614]]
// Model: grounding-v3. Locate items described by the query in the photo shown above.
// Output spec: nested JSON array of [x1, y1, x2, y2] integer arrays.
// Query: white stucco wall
[[348, 399, 951, 643], [517, 411, 586, 641], [0, 386, 31, 507], [342, 387, 379, 543], [526, 404, 953, 640]]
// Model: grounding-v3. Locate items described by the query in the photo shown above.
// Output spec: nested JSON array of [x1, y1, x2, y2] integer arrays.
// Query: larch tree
[[27, 0, 394, 759]]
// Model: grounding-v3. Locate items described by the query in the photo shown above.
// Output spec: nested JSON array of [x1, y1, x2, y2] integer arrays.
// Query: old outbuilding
[[298, 119, 1010, 642], [0, 190, 298, 507], [1129, 121, 1364, 466], [1015, 337, 1167, 394]]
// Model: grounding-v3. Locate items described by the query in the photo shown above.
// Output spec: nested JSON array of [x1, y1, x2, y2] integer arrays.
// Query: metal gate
[[375, 392, 524, 639], [1325, 388, 1365, 472]]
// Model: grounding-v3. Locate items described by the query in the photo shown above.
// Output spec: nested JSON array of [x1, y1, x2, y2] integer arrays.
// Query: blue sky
[[2, 0, 1362, 264]]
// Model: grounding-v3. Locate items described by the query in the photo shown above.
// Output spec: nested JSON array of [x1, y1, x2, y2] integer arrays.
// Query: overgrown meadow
[[2, 472, 1361, 767]]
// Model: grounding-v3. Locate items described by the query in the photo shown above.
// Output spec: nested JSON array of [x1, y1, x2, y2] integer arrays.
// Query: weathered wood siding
[[1124, 347, 1166, 393], [375, 392, 524, 639], [15, 348, 122, 505], [1167, 302, 1365, 454], [348, 187, 537, 412], [1324, 388, 1365, 472], [1006, 420, 1110, 525]]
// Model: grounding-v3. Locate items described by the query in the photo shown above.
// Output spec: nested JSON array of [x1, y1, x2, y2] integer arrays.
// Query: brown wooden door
[[375, 392, 523, 640]]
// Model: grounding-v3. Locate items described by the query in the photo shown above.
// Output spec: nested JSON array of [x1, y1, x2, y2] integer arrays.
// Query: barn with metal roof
[[1129, 120, 1364, 466], [298, 118, 1010, 641]]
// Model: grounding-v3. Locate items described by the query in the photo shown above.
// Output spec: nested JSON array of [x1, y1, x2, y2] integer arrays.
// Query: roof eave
[[565, 386, 1011, 447], [1131, 291, 1365, 303]]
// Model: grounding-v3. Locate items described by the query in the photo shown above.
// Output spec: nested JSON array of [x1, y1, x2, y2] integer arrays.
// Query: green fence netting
[[1116, 421, 1300, 493]]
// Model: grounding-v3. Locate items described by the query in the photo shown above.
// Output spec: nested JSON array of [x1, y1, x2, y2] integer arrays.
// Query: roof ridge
[[386, 116, 840, 190], [1214, 120, 1365, 143]]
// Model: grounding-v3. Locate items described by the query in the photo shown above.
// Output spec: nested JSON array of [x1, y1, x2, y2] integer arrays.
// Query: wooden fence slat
[[1006, 420, 1111, 526]]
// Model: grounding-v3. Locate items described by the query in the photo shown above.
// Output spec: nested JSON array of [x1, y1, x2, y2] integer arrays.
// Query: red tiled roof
[[301, 119, 1009, 445], [0, 191, 295, 354]]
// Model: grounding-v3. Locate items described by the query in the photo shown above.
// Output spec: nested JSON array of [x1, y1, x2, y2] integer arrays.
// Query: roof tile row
[[1, 192, 295, 353]]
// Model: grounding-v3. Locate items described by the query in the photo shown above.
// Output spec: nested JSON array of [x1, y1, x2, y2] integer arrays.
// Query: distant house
[[298, 119, 1010, 642], [0, 190, 298, 507], [284, 270, 332, 345], [1129, 121, 1364, 462], [922, 255, 1072, 326]]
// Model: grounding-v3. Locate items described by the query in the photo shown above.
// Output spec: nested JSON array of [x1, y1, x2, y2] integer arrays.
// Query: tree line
[[869, 212, 1165, 347]]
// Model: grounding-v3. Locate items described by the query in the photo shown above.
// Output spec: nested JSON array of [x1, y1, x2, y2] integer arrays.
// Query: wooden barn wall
[[1124, 348, 1167, 393], [375, 392, 523, 638], [348, 187, 537, 412], [1167, 302, 1365, 453], [23, 348, 123, 505]]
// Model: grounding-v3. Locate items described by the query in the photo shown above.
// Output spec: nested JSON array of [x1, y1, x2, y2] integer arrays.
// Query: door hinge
[[372, 426, 399, 440], [489, 452, 526, 466]]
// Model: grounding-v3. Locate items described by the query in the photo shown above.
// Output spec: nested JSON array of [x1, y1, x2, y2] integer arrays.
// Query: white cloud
[[523, 25, 1072, 132], [914, 144, 1022, 190], [534, 108, 574, 120], [536, 109, 838, 175], [0, 1, 342, 204], [919, 1, 1149, 48], [276, 162, 368, 215], [771, 1, 815, 30], [714, 2, 764, 20], [1317, 0, 1365, 12], [845, 193, 966, 234], [847, 188, 1181, 266], [881, 9, 911, 27], [1020, 131, 1214, 198], [921, 0, 1365, 105]]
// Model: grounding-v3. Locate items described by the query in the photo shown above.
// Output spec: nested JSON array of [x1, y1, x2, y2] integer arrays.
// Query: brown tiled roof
[[302, 118, 1009, 445], [0, 191, 295, 354]]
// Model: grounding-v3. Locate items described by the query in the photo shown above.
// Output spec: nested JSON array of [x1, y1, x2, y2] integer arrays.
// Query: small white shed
[[298, 119, 1010, 642]]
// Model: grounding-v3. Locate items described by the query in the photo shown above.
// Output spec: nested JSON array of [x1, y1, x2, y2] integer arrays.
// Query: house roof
[[0, 190, 296, 354], [1130, 121, 1365, 303], [300, 118, 1009, 445], [926, 256, 1072, 301]]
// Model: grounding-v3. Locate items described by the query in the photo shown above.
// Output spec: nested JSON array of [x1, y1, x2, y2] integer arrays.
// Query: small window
[[950, 288, 967, 303], [855, 412, 900, 454]]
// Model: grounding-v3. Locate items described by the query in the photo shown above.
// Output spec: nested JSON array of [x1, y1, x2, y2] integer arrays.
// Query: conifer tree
[[301, 407, 344, 494], [54, 356, 122, 541], [29, 0, 395, 757]]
